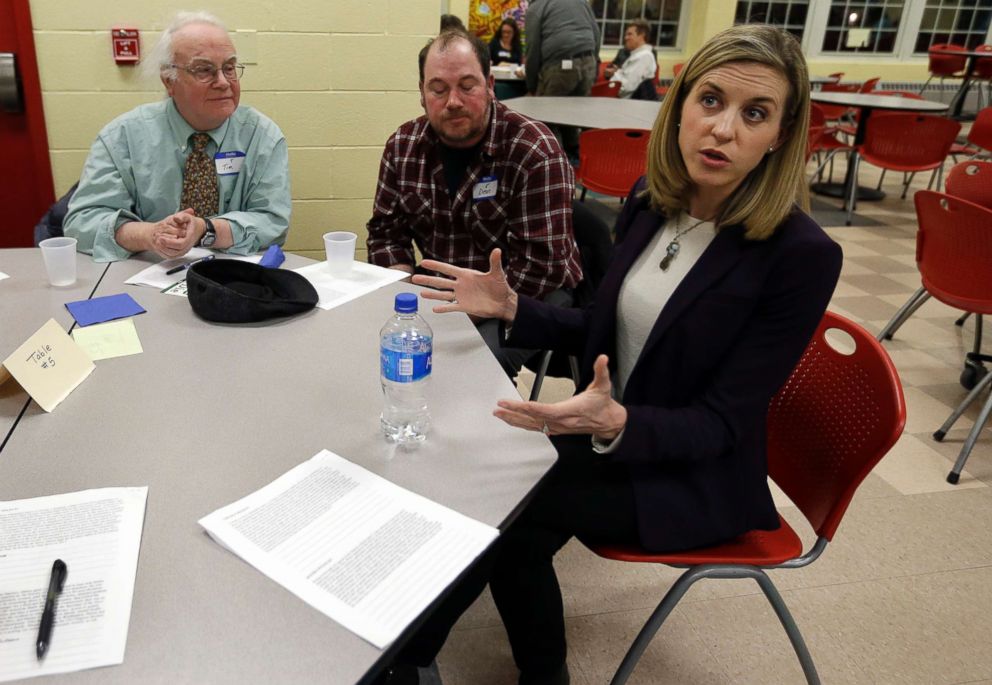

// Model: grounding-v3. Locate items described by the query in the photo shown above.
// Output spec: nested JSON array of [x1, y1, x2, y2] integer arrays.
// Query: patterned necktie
[[180, 133, 218, 217]]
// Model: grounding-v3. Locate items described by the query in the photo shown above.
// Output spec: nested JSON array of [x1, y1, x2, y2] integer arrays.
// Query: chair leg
[[753, 571, 821, 685], [938, 373, 992, 484], [845, 153, 861, 226], [580, 187, 588, 202], [608, 566, 706, 685], [973, 314, 984, 355], [877, 287, 930, 341], [608, 565, 820, 685], [528, 350, 553, 402], [919, 75, 933, 95], [876, 168, 886, 191], [956, 312, 971, 326]]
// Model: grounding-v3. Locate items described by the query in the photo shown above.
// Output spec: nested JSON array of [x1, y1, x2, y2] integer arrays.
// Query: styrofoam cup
[[39, 237, 78, 286], [323, 231, 357, 276]]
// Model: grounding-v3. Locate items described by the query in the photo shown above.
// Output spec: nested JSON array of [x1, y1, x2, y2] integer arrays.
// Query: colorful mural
[[468, 0, 528, 43]]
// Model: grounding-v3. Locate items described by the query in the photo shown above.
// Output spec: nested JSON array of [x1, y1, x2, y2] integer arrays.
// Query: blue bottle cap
[[394, 292, 418, 313]]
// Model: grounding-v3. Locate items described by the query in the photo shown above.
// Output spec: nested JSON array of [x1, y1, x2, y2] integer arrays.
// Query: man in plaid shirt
[[367, 28, 583, 377]]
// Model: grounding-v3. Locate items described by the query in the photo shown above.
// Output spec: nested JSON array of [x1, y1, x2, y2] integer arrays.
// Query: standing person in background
[[524, 0, 599, 155], [489, 18, 523, 65], [604, 19, 658, 100], [440, 14, 466, 31]]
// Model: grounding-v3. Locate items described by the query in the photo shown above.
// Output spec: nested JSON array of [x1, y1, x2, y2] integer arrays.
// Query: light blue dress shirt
[[64, 98, 291, 262]]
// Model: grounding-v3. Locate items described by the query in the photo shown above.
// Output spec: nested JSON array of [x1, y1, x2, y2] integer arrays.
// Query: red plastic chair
[[921, 43, 967, 94], [808, 103, 851, 183], [913, 192, 992, 483], [833, 77, 882, 136], [950, 106, 992, 159], [946, 159, 992, 209], [656, 62, 684, 98], [827, 71, 844, 83], [854, 113, 961, 211], [590, 80, 621, 98], [817, 81, 860, 122], [596, 61, 610, 83], [870, 89, 924, 100], [576, 128, 650, 199], [589, 311, 906, 685]]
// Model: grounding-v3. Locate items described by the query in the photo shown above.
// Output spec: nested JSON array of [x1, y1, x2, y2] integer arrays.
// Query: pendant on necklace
[[659, 240, 680, 271]]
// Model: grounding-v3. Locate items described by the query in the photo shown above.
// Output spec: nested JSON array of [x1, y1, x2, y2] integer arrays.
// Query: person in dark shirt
[[488, 18, 522, 65]]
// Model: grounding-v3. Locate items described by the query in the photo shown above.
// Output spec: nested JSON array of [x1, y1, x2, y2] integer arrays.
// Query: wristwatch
[[198, 217, 217, 248]]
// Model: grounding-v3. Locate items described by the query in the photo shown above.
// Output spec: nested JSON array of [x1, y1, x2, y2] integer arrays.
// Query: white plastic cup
[[39, 237, 78, 287], [323, 231, 357, 276]]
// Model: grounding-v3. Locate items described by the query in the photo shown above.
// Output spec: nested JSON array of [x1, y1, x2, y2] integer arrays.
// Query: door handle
[[0, 52, 24, 113]]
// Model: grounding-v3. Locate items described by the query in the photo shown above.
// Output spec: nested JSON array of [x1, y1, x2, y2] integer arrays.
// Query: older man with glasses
[[64, 11, 290, 262]]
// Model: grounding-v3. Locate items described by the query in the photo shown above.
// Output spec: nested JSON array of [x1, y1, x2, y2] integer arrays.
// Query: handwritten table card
[[0, 319, 95, 412]]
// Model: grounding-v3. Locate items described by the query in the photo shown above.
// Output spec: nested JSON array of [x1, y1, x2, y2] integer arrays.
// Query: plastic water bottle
[[380, 293, 433, 444]]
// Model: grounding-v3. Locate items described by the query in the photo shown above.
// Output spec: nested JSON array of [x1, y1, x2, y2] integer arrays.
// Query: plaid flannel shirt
[[366, 101, 582, 299]]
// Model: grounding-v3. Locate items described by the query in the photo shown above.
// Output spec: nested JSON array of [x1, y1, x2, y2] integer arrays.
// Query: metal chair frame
[[589, 312, 906, 684]]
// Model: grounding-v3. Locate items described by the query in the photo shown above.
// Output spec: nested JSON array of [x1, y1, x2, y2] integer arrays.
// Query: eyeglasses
[[171, 62, 245, 83]]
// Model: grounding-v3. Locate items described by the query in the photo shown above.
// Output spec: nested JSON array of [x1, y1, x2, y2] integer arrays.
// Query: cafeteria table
[[929, 47, 991, 120], [505, 95, 661, 130], [809, 91, 948, 224], [0, 250, 109, 444], [0, 249, 558, 684]]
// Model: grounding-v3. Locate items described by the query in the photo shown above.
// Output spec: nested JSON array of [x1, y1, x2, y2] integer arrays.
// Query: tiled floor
[[437, 149, 992, 684]]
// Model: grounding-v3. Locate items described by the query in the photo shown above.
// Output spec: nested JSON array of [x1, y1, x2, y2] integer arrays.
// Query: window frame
[[592, 0, 693, 52]]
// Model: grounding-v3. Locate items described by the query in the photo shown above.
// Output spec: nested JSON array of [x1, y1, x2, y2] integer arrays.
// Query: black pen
[[36, 559, 67, 660], [165, 254, 215, 275]]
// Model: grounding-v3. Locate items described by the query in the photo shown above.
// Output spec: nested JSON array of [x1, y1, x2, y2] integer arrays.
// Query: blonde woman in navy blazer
[[383, 25, 842, 685]]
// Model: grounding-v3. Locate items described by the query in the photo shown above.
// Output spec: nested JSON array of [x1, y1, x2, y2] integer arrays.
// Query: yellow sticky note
[[1, 319, 95, 412], [72, 319, 143, 361]]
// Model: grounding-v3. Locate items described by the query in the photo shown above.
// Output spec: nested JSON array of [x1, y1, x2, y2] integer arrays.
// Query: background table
[[809, 91, 948, 222], [929, 48, 991, 119], [0, 250, 108, 445], [0, 251, 558, 684], [505, 96, 660, 130]]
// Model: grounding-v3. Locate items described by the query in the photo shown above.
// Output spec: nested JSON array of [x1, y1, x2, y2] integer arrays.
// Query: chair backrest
[[975, 44, 992, 79], [966, 106, 992, 151], [596, 61, 610, 83], [858, 77, 880, 93], [863, 113, 961, 166], [927, 43, 967, 76], [672, 62, 684, 77], [767, 312, 905, 541], [806, 125, 824, 162], [590, 80, 621, 98], [827, 71, 844, 83], [577, 128, 650, 197], [945, 160, 992, 209], [914, 190, 992, 314]]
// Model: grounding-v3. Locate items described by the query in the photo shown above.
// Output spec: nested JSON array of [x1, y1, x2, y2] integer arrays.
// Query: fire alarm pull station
[[112, 28, 140, 64]]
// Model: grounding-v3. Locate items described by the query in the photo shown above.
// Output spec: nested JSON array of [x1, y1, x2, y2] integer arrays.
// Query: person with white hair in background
[[64, 11, 290, 262]]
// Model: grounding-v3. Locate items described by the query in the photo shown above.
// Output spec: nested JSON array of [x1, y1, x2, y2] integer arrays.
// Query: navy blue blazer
[[507, 184, 843, 552]]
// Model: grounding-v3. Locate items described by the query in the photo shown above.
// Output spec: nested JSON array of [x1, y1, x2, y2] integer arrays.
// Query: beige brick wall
[[29, 0, 438, 259]]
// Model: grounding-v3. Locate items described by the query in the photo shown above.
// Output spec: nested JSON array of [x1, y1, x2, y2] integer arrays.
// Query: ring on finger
[[541, 422, 550, 435]]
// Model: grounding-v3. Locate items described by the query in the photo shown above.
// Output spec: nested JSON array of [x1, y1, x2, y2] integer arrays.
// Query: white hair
[[141, 11, 229, 84]]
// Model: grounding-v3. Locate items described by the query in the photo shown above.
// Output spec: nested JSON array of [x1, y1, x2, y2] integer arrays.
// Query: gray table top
[[505, 95, 660, 129], [0, 250, 109, 441], [0, 251, 558, 684], [810, 91, 950, 112]]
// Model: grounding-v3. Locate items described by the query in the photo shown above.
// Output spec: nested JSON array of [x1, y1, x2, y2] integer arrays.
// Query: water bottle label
[[381, 348, 432, 382]]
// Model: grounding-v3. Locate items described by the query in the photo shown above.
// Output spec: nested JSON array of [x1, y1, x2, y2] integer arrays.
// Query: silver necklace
[[659, 215, 708, 271]]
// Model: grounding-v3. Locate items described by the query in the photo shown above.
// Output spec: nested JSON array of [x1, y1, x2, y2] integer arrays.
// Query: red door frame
[[1, 0, 55, 246]]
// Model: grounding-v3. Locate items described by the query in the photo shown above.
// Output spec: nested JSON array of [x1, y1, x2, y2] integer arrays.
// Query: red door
[[0, 0, 54, 247]]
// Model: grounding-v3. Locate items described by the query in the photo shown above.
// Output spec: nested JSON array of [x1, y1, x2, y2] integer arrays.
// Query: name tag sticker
[[214, 151, 246, 175], [472, 176, 499, 201], [561, 59, 573, 70]]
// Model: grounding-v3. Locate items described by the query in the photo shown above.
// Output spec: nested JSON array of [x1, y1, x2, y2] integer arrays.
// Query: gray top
[[505, 96, 660, 129], [524, 0, 600, 93], [0, 250, 108, 440], [0, 252, 557, 684]]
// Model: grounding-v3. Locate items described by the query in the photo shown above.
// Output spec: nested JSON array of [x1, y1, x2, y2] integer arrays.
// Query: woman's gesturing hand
[[494, 355, 628, 441], [411, 248, 518, 322]]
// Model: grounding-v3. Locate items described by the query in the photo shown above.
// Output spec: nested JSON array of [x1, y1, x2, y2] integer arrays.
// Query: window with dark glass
[[915, 0, 992, 52], [821, 0, 905, 53], [734, 0, 810, 41], [590, 0, 684, 47]]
